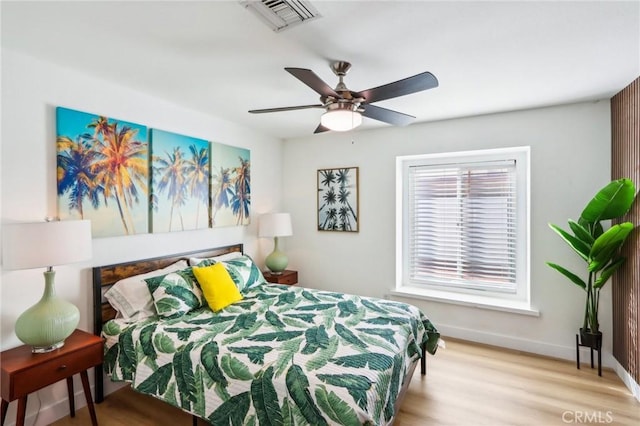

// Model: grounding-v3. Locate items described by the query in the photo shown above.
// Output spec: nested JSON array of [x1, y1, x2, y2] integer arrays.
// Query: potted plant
[[547, 178, 636, 348]]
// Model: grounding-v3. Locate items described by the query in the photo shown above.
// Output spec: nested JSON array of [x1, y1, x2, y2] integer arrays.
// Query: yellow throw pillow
[[193, 263, 243, 312]]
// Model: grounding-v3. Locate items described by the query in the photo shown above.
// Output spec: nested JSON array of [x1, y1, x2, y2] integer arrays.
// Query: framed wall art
[[56, 107, 149, 238], [317, 166, 359, 232], [150, 129, 211, 233], [210, 141, 251, 227], [56, 105, 251, 237]]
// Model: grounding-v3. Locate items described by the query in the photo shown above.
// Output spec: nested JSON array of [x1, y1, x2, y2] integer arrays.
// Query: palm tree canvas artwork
[[56, 107, 149, 238], [150, 129, 210, 233], [210, 142, 250, 227], [317, 167, 359, 232]]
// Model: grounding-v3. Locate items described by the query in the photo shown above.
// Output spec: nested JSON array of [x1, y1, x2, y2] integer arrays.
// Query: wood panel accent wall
[[611, 76, 639, 385]]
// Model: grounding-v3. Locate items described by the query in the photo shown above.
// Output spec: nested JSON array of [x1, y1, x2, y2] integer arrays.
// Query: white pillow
[[104, 260, 188, 320], [188, 251, 243, 266]]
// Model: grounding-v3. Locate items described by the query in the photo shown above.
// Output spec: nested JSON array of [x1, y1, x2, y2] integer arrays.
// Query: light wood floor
[[52, 338, 640, 426]]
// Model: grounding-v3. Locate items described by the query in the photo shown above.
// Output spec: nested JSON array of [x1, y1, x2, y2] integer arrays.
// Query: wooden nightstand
[[1, 329, 103, 426], [263, 270, 298, 285]]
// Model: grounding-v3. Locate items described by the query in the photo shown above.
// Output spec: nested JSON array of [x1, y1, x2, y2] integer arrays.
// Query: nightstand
[[1, 329, 103, 426], [263, 270, 298, 285]]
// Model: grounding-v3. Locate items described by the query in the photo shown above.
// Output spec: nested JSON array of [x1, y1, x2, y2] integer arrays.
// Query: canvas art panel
[[150, 129, 211, 233], [317, 167, 359, 232], [56, 107, 149, 238], [210, 142, 251, 227]]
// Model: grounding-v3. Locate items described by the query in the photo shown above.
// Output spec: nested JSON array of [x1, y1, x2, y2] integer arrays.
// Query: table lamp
[[258, 213, 292, 274], [2, 219, 92, 352]]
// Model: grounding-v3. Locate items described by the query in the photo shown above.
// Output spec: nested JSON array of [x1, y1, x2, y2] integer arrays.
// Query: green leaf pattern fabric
[[103, 283, 439, 425], [145, 269, 204, 319], [195, 255, 267, 292]]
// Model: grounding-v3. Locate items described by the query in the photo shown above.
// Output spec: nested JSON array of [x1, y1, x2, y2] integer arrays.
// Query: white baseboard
[[613, 359, 640, 402], [435, 322, 617, 368]]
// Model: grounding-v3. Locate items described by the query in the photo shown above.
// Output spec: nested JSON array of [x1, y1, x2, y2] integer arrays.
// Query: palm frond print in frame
[[56, 107, 149, 238], [150, 129, 210, 233], [317, 167, 359, 232]]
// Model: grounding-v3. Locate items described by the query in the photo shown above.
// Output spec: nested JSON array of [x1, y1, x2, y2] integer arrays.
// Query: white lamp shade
[[259, 213, 293, 238], [320, 109, 362, 132], [2, 220, 92, 270]]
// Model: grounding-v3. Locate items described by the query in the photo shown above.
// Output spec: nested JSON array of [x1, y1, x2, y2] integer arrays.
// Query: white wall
[[282, 101, 612, 364], [0, 49, 283, 425]]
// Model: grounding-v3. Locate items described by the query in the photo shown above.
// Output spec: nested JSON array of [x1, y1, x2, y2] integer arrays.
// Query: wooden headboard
[[91, 243, 243, 402]]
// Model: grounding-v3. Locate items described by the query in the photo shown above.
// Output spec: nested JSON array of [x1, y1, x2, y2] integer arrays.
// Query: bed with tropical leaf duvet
[[93, 245, 440, 426]]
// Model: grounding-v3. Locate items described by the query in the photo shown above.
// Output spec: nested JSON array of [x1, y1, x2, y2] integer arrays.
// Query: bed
[[93, 244, 440, 425]]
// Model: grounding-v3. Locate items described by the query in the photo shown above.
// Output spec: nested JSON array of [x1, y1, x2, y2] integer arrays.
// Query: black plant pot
[[579, 328, 602, 349]]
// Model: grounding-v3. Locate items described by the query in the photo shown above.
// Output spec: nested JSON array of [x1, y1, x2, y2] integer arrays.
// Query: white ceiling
[[2, 0, 639, 140]]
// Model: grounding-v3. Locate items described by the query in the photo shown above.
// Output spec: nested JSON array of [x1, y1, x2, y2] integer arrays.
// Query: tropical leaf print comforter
[[102, 283, 440, 425]]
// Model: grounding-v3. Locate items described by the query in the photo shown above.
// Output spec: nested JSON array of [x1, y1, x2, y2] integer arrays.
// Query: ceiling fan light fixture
[[248, 61, 438, 134], [320, 109, 362, 132]]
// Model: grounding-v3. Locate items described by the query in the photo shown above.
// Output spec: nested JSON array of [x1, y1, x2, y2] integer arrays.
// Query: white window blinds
[[408, 159, 517, 293]]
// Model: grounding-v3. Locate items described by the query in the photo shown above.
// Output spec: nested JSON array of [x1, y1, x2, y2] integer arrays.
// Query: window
[[396, 147, 530, 310]]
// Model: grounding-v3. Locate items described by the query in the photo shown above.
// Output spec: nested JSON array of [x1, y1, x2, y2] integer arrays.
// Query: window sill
[[390, 286, 540, 317]]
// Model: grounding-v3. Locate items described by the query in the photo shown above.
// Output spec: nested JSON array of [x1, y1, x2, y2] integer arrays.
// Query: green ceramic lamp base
[[265, 236, 289, 275], [15, 270, 79, 353]]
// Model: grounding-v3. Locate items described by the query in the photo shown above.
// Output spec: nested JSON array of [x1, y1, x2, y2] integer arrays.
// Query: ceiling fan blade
[[249, 104, 324, 114], [361, 104, 415, 126], [285, 68, 339, 98], [357, 72, 438, 104], [314, 123, 330, 134]]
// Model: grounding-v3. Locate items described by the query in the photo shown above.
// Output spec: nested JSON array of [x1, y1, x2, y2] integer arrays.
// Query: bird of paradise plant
[[547, 178, 636, 342]]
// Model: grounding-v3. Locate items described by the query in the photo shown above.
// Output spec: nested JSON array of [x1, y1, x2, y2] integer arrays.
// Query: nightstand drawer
[[4, 338, 102, 400], [276, 271, 297, 285], [264, 270, 298, 285]]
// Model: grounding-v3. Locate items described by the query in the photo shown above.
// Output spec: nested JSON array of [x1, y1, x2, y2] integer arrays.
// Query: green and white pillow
[[222, 255, 268, 292], [194, 255, 266, 292], [144, 268, 204, 319]]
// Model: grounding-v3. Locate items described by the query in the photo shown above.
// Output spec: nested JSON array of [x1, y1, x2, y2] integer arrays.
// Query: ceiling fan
[[248, 61, 439, 134]]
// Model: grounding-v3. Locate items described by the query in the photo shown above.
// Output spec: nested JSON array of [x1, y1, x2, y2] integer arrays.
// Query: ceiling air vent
[[240, 0, 321, 32]]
